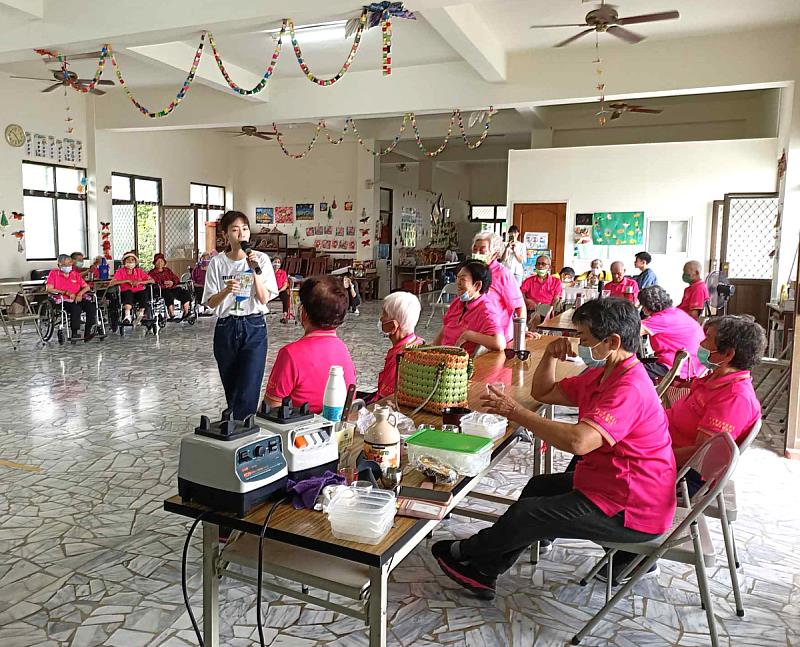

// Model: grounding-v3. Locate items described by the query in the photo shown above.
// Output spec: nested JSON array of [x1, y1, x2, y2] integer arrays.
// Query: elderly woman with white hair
[[361, 291, 424, 403], [472, 231, 526, 340]]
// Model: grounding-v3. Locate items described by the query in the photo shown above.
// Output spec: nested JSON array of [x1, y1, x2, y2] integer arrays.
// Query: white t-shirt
[[502, 240, 526, 279], [202, 250, 278, 317]]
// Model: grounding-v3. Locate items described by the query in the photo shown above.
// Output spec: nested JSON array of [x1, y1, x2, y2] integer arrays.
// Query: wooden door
[[512, 203, 567, 270]]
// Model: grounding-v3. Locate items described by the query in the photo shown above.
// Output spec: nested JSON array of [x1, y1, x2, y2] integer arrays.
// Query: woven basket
[[396, 346, 472, 414]]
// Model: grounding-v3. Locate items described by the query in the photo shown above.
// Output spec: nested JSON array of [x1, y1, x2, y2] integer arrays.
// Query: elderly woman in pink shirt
[[434, 261, 506, 357], [431, 298, 676, 599], [46, 254, 97, 343], [471, 232, 526, 341]]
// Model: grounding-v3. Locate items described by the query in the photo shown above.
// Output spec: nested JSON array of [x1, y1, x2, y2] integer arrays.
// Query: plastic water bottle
[[322, 366, 347, 423], [99, 257, 109, 280]]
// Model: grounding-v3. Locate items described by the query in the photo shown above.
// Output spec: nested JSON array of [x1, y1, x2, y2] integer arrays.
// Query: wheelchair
[[37, 294, 106, 345], [108, 285, 168, 337], [176, 270, 199, 325]]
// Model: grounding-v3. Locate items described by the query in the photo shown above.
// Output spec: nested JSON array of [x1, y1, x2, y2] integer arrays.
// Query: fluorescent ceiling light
[[266, 20, 347, 43]]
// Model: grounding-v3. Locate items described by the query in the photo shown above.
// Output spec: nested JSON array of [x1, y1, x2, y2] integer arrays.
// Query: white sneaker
[[353, 309, 360, 316], [123, 315, 132, 325]]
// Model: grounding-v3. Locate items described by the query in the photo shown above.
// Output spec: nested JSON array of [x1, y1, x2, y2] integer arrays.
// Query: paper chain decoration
[[33, 3, 415, 117], [273, 108, 495, 159]]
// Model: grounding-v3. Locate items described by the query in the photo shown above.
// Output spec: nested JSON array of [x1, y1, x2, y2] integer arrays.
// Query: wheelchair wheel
[[37, 300, 55, 342], [57, 329, 65, 345], [158, 313, 167, 329]]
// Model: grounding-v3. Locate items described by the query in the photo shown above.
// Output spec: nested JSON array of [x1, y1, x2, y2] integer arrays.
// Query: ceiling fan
[[607, 101, 663, 120], [224, 126, 281, 141], [10, 68, 114, 95], [530, 1, 680, 47], [40, 50, 105, 64]]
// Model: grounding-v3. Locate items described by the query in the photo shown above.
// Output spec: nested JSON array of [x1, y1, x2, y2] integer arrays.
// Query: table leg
[[368, 564, 389, 647], [202, 521, 220, 647]]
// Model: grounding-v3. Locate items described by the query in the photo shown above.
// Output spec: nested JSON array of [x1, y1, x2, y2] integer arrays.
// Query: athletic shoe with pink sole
[[431, 540, 496, 600]]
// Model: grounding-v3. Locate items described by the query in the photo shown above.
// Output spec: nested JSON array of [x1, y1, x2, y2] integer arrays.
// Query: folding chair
[[573, 433, 739, 647], [696, 418, 762, 618], [0, 288, 47, 350], [426, 282, 458, 327], [654, 348, 690, 400]]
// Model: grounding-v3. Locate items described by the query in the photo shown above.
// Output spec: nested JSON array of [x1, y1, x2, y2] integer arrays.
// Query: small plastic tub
[[458, 413, 508, 440], [326, 487, 397, 544], [405, 428, 493, 477]]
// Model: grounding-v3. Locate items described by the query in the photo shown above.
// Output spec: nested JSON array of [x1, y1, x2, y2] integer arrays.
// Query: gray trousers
[[459, 472, 659, 577]]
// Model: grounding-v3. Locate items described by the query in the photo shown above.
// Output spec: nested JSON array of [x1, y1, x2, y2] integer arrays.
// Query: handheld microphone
[[239, 240, 262, 275]]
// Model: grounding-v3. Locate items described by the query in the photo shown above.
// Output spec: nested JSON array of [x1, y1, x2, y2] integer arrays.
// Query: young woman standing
[[203, 211, 278, 420]]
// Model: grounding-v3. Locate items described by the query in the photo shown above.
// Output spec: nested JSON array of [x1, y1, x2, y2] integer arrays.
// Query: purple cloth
[[286, 471, 345, 509]]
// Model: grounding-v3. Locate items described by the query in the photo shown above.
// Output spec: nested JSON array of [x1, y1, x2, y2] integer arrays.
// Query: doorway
[[512, 202, 567, 271], [111, 173, 163, 269]]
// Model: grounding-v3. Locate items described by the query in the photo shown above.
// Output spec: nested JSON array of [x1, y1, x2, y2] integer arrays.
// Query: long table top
[[538, 309, 577, 333], [164, 336, 582, 566]]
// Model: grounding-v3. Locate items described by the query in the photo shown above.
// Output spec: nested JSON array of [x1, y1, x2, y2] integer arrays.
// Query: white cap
[[329, 365, 343, 375]]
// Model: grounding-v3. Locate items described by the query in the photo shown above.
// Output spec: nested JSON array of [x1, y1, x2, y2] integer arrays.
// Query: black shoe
[[432, 541, 496, 600], [539, 539, 553, 555], [595, 554, 660, 586], [70, 338, 78, 345], [84, 330, 96, 343]]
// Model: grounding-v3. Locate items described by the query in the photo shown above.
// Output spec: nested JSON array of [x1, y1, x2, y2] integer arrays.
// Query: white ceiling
[[478, 0, 800, 51]]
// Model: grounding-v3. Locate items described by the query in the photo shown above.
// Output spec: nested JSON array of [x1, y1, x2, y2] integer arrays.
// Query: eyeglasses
[[504, 349, 530, 360]]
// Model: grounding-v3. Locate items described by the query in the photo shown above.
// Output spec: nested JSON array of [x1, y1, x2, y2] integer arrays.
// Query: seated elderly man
[[577, 258, 612, 286], [471, 231, 526, 341], [46, 254, 97, 343], [264, 275, 356, 414], [678, 260, 709, 320], [520, 255, 562, 322], [639, 285, 705, 383], [431, 298, 676, 599], [605, 261, 639, 304]]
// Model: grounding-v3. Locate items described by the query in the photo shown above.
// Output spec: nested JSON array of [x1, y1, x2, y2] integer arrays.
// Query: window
[[470, 204, 507, 235], [647, 219, 689, 255], [22, 161, 87, 260], [190, 182, 226, 253], [112, 173, 162, 268]]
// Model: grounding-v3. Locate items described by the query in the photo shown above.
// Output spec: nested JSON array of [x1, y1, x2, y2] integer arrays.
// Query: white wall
[[507, 138, 778, 301], [0, 75, 88, 279], [234, 141, 360, 254], [467, 162, 507, 205]]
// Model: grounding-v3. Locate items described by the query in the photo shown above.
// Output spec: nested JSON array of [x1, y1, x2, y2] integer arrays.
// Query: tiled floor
[[1, 300, 799, 646]]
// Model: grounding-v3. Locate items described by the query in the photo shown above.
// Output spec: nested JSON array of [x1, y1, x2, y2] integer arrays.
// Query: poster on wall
[[335, 226, 345, 237], [344, 201, 354, 212], [324, 225, 333, 235], [322, 239, 332, 249], [592, 212, 644, 245], [319, 201, 328, 212], [255, 207, 274, 225], [524, 231, 549, 250], [296, 203, 315, 220], [275, 206, 294, 223], [346, 226, 355, 236], [305, 226, 315, 237], [573, 226, 592, 245], [314, 240, 322, 249], [315, 225, 324, 236]]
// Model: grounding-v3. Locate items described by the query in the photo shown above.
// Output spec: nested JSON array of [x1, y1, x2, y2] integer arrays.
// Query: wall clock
[[5, 124, 25, 148]]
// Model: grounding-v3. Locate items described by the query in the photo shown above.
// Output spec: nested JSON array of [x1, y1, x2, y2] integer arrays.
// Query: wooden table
[[353, 275, 379, 301], [163, 336, 582, 646], [538, 308, 578, 334]]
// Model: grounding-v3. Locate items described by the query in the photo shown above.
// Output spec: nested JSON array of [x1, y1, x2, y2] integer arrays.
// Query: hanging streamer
[[208, 21, 286, 95], [34, 47, 110, 93], [455, 107, 496, 149]]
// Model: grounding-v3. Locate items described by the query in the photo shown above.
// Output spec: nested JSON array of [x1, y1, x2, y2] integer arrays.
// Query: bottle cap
[[329, 365, 343, 376]]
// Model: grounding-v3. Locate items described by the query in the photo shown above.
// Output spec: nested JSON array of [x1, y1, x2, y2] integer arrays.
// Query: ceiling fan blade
[[629, 108, 663, 114], [254, 134, 274, 141], [607, 102, 628, 109], [530, 23, 588, 29], [97, 79, 115, 86], [617, 11, 680, 26], [609, 111, 622, 121], [607, 25, 645, 44], [554, 27, 596, 48], [43, 51, 104, 63], [10, 75, 53, 81], [42, 83, 63, 93]]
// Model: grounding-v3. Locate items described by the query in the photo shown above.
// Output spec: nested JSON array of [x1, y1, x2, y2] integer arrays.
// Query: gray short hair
[[705, 315, 766, 371], [639, 285, 672, 313], [57, 254, 71, 264], [382, 291, 421, 334], [472, 231, 504, 255]]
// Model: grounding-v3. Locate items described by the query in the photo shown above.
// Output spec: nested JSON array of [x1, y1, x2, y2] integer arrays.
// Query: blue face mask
[[60, 265, 71, 274], [459, 291, 474, 303], [577, 341, 608, 368], [697, 346, 718, 370]]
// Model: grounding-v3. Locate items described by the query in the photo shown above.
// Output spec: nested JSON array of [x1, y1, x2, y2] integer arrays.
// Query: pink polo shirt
[[666, 370, 760, 449], [46, 268, 88, 303], [605, 277, 639, 303], [113, 267, 149, 293], [440, 293, 503, 357], [558, 355, 677, 534], [376, 333, 424, 400], [678, 280, 709, 314], [265, 330, 357, 414], [521, 274, 563, 306], [488, 260, 525, 341], [642, 307, 705, 378], [274, 268, 289, 291]]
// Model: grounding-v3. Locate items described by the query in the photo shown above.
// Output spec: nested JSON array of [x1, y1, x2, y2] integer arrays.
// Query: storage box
[[458, 413, 508, 440], [325, 487, 396, 544], [405, 429, 493, 477]]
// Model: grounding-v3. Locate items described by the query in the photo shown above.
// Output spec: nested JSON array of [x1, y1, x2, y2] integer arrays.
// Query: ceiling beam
[[0, 0, 43, 19], [127, 41, 269, 102], [421, 4, 506, 83]]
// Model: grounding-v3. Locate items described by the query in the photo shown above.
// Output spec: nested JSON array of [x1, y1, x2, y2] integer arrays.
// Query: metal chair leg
[[717, 495, 744, 617], [692, 523, 719, 647], [731, 522, 740, 569]]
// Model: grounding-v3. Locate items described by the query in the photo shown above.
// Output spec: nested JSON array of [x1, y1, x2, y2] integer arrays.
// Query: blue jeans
[[213, 314, 268, 421]]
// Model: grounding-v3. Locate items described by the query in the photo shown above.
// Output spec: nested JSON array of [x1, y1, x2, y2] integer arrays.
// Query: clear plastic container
[[405, 429, 493, 477], [325, 486, 397, 544], [458, 412, 508, 440]]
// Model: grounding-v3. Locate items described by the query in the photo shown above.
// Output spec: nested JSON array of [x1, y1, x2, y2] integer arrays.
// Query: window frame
[[647, 218, 690, 256], [22, 160, 88, 261], [111, 172, 163, 255], [190, 182, 226, 255], [469, 204, 507, 223]]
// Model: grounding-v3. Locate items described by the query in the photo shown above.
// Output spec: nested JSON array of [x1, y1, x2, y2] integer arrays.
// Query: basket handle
[[408, 362, 445, 417]]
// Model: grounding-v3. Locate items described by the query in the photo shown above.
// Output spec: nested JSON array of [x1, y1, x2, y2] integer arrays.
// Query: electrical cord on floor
[[182, 511, 209, 647], [258, 495, 288, 647]]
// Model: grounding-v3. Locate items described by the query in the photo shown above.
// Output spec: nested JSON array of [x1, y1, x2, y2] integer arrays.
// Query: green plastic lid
[[405, 429, 492, 454]]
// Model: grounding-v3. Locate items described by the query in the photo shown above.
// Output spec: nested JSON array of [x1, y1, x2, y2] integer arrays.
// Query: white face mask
[[60, 265, 72, 274]]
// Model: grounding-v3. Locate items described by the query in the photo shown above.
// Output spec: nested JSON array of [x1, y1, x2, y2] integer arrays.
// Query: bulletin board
[[592, 212, 644, 245]]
